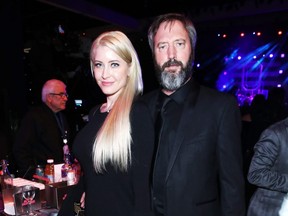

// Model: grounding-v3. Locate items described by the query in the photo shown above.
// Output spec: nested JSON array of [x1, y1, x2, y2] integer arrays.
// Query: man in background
[[13, 79, 71, 178], [247, 116, 288, 216]]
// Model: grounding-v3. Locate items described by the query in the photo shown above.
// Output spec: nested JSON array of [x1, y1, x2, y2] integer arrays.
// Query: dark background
[[1, 0, 288, 161]]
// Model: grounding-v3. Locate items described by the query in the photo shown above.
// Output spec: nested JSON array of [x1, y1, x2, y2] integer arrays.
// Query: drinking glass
[[22, 185, 37, 216]]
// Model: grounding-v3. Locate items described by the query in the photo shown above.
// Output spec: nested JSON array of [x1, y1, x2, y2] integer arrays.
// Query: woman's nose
[[101, 67, 111, 79]]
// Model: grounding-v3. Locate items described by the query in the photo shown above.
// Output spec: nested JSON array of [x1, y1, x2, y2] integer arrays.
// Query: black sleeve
[[58, 175, 85, 216]]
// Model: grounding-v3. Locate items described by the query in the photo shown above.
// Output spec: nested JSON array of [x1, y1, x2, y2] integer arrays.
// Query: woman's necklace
[[101, 103, 113, 113], [106, 103, 113, 113]]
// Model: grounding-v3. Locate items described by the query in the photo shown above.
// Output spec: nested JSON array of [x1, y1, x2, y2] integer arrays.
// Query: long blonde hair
[[90, 31, 143, 173]]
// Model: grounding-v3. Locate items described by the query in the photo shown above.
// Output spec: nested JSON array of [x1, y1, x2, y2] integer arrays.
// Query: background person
[[13, 79, 71, 178], [247, 116, 288, 216], [141, 13, 246, 216], [241, 94, 269, 205]]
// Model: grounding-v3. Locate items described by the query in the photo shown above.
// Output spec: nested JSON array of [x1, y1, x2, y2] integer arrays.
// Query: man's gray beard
[[160, 70, 186, 91], [154, 55, 193, 91]]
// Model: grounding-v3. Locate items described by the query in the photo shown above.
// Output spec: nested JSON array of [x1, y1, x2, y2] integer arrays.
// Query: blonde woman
[[59, 31, 155, 216]]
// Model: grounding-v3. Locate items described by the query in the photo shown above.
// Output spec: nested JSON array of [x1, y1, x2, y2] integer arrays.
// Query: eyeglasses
[[49, 93, 69, 99]]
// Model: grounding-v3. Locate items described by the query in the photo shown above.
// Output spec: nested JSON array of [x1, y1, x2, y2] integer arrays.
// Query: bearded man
[[141, 13, 246, 216]]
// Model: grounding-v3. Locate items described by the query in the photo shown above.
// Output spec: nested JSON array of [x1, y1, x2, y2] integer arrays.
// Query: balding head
[[42, 79, 68, 112]]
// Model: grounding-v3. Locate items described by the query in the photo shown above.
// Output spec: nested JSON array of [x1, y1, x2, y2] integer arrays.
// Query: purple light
[[196, 63, 200, 67], [213, 28, 287, 107]]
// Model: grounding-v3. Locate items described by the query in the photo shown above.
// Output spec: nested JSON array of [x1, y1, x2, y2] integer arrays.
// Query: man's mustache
[[162, 59, 183, 70]]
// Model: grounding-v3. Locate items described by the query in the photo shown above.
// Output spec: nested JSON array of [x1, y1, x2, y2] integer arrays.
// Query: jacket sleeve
[[247, 125, 288, 192], [131, 101, 155, 216], [218, 96, 246, 216], [13, 111, 36, 174]]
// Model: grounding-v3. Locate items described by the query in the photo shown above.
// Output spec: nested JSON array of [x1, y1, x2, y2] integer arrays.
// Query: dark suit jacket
[[141, 80, 246, 216], [13, 103, 70, 177], [247, 117, 288, 216]]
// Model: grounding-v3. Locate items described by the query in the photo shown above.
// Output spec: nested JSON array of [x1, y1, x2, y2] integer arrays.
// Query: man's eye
[[158, 44, 168, 51], [175, 42, 184, 47]]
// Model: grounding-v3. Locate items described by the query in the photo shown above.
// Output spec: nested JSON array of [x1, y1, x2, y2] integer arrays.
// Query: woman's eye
[[94, 63, 102, 68], [111, 62, 119, 68]]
